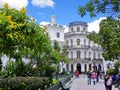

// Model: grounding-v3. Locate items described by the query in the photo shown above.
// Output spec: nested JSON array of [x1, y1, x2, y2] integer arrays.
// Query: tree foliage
[[78, 0, 120, 17], [78, 0, 120, 61], [114, 61, 120, 69], [88, 17, 120, 60], [0, 3, 62, 77]]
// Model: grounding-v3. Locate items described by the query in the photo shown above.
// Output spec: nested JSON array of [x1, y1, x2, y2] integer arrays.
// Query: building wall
[[45, 15, 114, 74], [64, 21, 104, 73]]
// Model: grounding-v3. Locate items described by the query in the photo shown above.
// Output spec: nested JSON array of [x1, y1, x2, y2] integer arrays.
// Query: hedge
[[0, 77, 50, 90]]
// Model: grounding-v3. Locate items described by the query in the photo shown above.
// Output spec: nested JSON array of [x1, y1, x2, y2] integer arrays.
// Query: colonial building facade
[[45, 15, 110, 73], [46, 14, 65, 47], [64, 21, 104, 73]]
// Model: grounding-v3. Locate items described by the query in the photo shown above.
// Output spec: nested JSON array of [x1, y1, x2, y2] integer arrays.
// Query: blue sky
[[0, 0, 106, 32], [27, 0, 104, 25]]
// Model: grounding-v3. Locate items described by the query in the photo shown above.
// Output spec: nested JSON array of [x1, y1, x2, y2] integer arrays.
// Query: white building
[[64, 21, 104, 73], [44, 15, 114, 73], [45, 15, 65, 72], [46, 14, 65, 47]]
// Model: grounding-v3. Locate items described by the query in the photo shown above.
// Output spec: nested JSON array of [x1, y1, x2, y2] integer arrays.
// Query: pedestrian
[[75, 69, 79, 78], [87, 69, 92, 85], [104, 73, 112, 90], [113, 72, 120, 90], [91, 71, 97, 85], [96, 70, 100, 82]]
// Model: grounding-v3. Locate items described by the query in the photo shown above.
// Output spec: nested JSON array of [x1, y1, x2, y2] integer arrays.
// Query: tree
[[114, 61, 120, 70], [78, 0, 120, 17], [88, 17, 120, 60], [78, 0, 120, 60], [0, 3, 60, 77]]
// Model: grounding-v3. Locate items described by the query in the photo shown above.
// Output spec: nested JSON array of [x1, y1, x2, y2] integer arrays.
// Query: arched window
[[84, 51, 86, 58], [77, 39, 80, 45], [77, 27, 80, 32], [93, 52, 96, 59], [88, 40, 91, 47], [71, 51, 73, 59], [89, 51, 91, 58], [98, 52, 100, 59], [71, 39, 73, 46], [71, 27, 73, 32], [84, 39, 86, 46], [77, 51, 81, 59]]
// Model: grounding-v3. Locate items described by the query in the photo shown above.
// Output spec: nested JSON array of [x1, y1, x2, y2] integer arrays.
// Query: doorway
[[77, 63, 81, 74]]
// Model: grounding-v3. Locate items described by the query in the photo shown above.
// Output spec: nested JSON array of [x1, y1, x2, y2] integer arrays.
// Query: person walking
[[91, 71, 97, 85], [87, 69, 92, 85], [75, 69, 79, 78], [96, 70, 100, 82], [104, 73, 112, 90], [113, 72, 120, 90]]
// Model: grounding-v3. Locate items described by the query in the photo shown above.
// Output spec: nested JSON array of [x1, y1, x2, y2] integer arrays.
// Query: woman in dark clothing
[[104, 73, 112, 90]]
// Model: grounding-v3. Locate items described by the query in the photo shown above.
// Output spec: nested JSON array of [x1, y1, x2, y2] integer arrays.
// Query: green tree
[[78, 0, 120, 17], [61, 44, 69, 62], [114, 61, 120, 70], [78, 0, 120, 60], [88, 17, 120, 60], [0, 3, 58, 77]]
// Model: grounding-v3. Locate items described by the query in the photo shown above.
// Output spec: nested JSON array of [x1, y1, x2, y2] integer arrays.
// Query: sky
[[0, 0, 106, 33]]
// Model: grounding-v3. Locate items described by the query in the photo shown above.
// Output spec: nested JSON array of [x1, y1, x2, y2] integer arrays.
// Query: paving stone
[[69, 74, 117, 90]]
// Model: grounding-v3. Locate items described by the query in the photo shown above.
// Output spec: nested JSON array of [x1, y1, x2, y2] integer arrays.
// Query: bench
[[59, 81, 71, 90]]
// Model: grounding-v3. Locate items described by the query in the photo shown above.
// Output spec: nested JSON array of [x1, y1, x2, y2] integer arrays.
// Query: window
[[77, 51, 81, 59], [84, 51, 86, 58], [77, 27, 80, 32], [98, 52, 100, 59], [77, 39, 80, 45], [71, 51, 73, 59], [88, 40, 90, 45], [89, 51, 91, 58], [71, 39, 73, 46], [83, 26, 86, 31], [84, 39, 86, 46], [57, 32, 60, 38], [93, 52, 96, 58], [71, 28, 73, 32], [66, 40, 69, 47]]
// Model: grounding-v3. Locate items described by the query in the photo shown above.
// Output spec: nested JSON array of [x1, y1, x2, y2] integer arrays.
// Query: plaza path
[[69, 74, 117, 90]]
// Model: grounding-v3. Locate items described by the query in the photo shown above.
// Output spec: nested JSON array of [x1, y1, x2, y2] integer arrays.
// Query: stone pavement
[[69, 74, 117, 90]]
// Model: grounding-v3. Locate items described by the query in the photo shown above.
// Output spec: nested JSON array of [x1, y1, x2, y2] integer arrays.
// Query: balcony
[[92, 46, 102, 51], [67, 45, 90, 49], [93, 58, 103, 61], [84, 58, 91, 60]]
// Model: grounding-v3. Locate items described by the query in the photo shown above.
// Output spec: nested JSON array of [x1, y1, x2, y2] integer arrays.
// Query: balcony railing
[[67, 45, 90, 49], [93, 58, 103, 61], [92, 46, 102, 51]]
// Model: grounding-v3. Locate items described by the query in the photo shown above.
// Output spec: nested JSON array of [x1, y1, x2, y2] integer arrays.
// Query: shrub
[[0, 77, 50, 90], [106, 68, 118, 75], [51, 78, 58, 85]]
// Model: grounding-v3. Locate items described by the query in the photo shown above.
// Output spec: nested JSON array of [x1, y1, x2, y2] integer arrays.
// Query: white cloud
[[0, 0, 28, 9], [39, 21, 50, 28], [31, 0, 55, 8], [88, 17, 106, 33]]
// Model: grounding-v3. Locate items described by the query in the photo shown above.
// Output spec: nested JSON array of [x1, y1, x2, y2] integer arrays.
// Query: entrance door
[[77, 63, 81, 74]]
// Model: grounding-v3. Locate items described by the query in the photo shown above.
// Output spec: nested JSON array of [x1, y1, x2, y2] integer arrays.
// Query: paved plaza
[[69, 74, 117, 90]]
